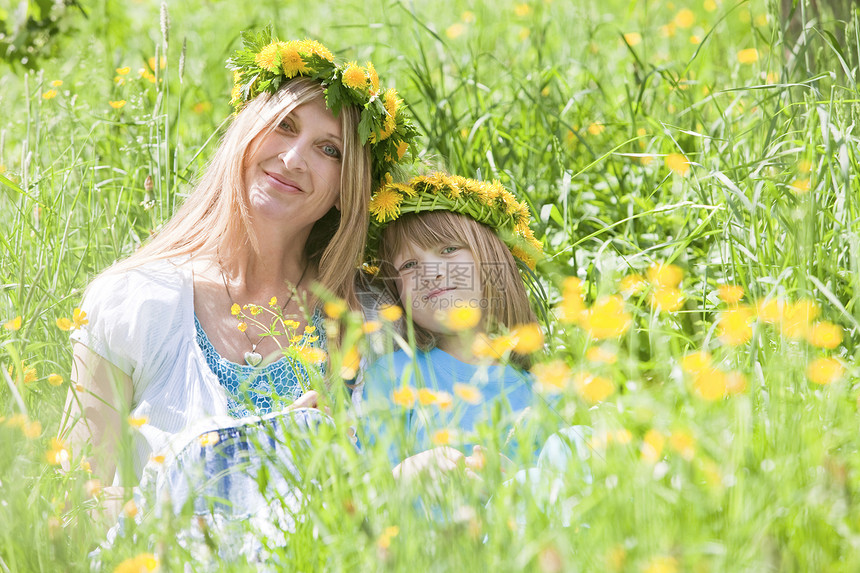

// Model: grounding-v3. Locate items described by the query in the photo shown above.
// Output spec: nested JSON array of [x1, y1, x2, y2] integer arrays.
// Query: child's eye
[[398, 260, 417, 272], [441, 246, 460, 255], [322, 143, 342, 159]]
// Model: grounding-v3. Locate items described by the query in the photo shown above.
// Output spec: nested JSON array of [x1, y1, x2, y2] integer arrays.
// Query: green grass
[[1, 0, 859, 571]]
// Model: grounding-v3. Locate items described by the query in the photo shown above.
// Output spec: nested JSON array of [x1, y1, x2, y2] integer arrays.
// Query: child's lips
[[426, 287, 455, 299]]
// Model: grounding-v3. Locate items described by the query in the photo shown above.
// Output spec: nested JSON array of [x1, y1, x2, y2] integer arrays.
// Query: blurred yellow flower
[[780, 299, 820, 339], [717, 306, 754, 346], [647, 263, 683, 288], [586, 346, 617, 364], [737, 48, 759, 64], [789, 178, 810, 194], [45, 438, 69, 465], [3, 316, 21, 331], [392, 386, 417, 407], [650, 287, 685, 312], [704, 0, 717, 11], [23, 419, 42, 439], [418, 388, 439, 406], [641, 429, 665, 463], [518, 27, 531, 41], [665, 153, 690, 176], [48, 373, 64, 386], [725, 371, 747, 395], [435, 391, 453, 410], [615, 428, 633, 444], [511, 323, 544, 354], [669, 430, 695, 460], [127, 416, 148, 428], [718, 284, 744, 304], [431, 429, 454, 446], [362, 320, 382, 334], [51, 79, 63, 87], [573, 372, 614, 403], [445, 307, 481, 331], [806, 321, 843, 349], [123, 499, 139, 518], [73, 308, 88, 329], [660, 23, 677, 37], [85, 479, 102, 498], [533, 360, 571, 393], [755, 298, 783, 323], [454, 383, 483, 404], [798, 159, 813, 173], [587, 123, 605, 135], [461, 10, 476, 22], [693, 368, 726, 400], [620, 273, 646, 296], [643, 555, 679, 573], [42, 90, 58, 100], [148, 56, 166, 71], [379, 304, 403, 322], [446, 23, 465, 39], [689, 35, 701, 44], [109, 100, 127, 109], [582, 296, 631, 339], [113, 553, 158, 573], [340, 346, 360, 379], [514, 3, 532, 17], [296, 347, 328, 364], [472, 333, 516, 359], [150, 454, 165, 464], [324, 299, 347, 319], [807, 357, 843, 385], [199, 432, 220, 446], [674, 8, 695, 28], [680, 351, 712, 373], [559, 277, 586, 323], [116, 66, 131, 75], [623, 32, 642, 46]]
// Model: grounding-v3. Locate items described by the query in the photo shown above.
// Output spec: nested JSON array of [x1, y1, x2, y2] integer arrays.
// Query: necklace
[[219, 260, 310, 367]]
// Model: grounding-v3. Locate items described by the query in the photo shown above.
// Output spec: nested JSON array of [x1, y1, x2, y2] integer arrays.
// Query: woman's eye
[[322, 144, 342, 159], [279, 121, 295, 133]]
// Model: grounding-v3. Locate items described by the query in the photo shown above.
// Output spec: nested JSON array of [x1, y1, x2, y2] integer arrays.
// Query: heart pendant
[[244, 351, 263, 367]]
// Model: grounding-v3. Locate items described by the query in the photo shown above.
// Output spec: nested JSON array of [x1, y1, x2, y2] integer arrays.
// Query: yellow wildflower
[[680, 351, 712, 374], [237, 322, 248, 332], [558, 277, 586, 323], [269, 297, 278, 307], [324, 299, 347, 319], [737, 48, 759, 64], [113, 553, 158, 573], [790, 178, 810, 194], [780, 299, 820, 339], [623, 32, 642, 46], [56, 316, 71, 331], [48, 374, 64, 386], [647, 263, 683, 288], [42, 90, 58, 100], [532, 360, 571, 394], [643, 555, 678, 573], [446, 23, 465, 39], [342, 62, 367, 90], [392, 386, 417, 407], [718, 284, 744, 304], [717, 306, 754, 346], [755, 298, 783, 323], [116, 66, 130, 75], [340, 346, 361, 379], [693, 368, 726, 400], [641, 429, 666, 463], [511, 323, 544, 354], [665, 153, 690, 176], [45, 438, 69, 465], [3, 316, 21, 331], [586, 346, 617, 364], [472, 333, 516, 359], [418, 388, 439, 406], [435, 391, 453, 410], [279, 43, 309, 78], [362, 321, 382, 334], [674, 8, 695, 28], [255, 42, 284, 72], [127, 416, 148, 428], [587, 123, 605, 135], [582, 296, 631, 339], [80, 459, 92, 473], [806, 321, 843, 349], [23, 420, 42, 439], [453, 383, 483, 405], [73, 308, 88, 329], [379, 304, 403, 322], [109, 100, 127, 109], [85, 479, 102, 498], [296, 347, 328, 364], [431, 429, 455, 446], [669, 430, 695, 461], [147, 56, 166, 71], [650, 287, 685, 312], [444, 307, 482, 331], [366, 61, 380, 95], [619, 273, 646, 296], [807, 357, 843, 385], [249, 305, 262, 316], [396, 140, 409, 160], [123, 499, 139, 519], [514, 3, 532, 17], [573, 372, 614, 403], [369, 187, 403, 222]]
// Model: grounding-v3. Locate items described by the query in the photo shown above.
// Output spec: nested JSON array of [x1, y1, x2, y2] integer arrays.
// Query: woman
[[61, 30, 417, 521]]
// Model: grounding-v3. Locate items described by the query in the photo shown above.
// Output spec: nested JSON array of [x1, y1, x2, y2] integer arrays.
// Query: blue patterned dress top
[[194, 308, 327, 418]]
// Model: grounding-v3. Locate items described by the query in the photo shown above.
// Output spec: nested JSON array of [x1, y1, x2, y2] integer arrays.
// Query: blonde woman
[[61, 31, 416, 523]]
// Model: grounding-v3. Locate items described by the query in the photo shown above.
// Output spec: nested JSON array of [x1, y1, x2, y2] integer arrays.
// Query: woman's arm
[[60, 343, 133, 517]]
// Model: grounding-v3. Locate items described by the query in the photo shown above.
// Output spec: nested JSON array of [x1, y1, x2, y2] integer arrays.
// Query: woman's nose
[[279, 144, 308, 171]]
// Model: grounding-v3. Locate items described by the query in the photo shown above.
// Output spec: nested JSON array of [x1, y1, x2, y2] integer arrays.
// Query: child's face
[[391, 240, 483, 334]]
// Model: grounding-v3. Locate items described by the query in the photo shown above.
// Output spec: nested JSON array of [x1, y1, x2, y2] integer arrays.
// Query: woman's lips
[[265, 171, 304, 193]]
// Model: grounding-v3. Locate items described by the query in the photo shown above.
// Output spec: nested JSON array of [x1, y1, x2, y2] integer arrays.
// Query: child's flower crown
[[367, 172, 543, 269], [227, 27, 418, 187]]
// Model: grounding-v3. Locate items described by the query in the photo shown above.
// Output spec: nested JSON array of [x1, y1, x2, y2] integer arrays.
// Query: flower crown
[[367, 172, 543, 269], [226, 27, 418, 186]]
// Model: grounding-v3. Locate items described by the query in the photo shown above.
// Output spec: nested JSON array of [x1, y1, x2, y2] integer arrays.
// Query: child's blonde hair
[[377, 210, 537, 368]]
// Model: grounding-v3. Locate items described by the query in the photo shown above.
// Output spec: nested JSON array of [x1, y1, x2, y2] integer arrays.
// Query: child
[[361, 172, 545, 478]]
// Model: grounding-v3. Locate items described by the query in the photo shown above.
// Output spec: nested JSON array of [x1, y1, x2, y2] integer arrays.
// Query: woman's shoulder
[[86, 258, 190, 306]]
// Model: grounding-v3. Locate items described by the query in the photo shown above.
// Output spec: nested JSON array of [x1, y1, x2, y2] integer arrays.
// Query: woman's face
[[243, 95, 343, 232]]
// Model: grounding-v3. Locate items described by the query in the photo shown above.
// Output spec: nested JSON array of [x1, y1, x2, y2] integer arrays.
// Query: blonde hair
[[113, 77, 372, 307], [377, 210, 537, 368]]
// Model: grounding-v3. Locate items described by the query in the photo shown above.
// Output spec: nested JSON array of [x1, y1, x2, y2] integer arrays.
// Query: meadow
[[1, 0, 859, 570]]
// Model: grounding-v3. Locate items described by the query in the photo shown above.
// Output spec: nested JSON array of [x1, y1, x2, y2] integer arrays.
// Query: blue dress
[[361, 348, 535, 464]]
